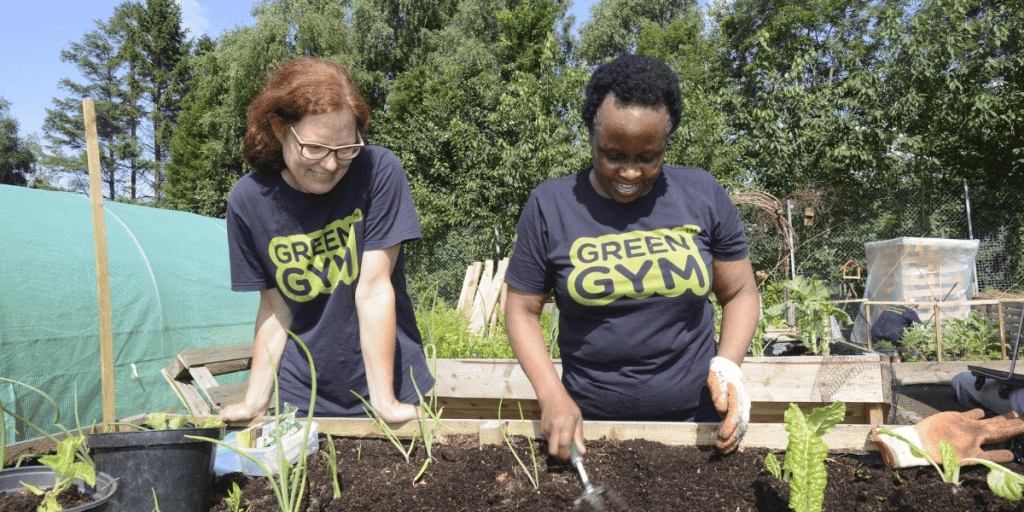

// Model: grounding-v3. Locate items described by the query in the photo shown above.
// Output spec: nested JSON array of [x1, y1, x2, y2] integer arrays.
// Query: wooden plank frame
[[3, 413, 889, 467], [162, 348, 891, 426]]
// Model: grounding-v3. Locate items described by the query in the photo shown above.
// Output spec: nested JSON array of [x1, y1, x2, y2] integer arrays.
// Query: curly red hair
[[243, 57, 372, 175]]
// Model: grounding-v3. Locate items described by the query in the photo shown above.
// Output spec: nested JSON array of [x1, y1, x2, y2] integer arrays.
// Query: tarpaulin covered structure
[[0, 185, 258, 442]]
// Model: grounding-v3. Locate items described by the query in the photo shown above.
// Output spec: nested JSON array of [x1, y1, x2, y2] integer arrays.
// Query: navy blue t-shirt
[[871, 305, 922, 343], [505, 165, 748, 421], [226, 145, 434, 417]]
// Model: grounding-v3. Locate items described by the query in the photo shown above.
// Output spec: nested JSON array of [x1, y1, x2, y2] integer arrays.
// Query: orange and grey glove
[[708, 357, 750, 453], [870, 409, 1024, 468]]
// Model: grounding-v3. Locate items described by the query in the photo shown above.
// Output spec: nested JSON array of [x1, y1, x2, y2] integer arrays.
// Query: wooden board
[[457, 262, 482, 315], [467, 260, 494, 334]]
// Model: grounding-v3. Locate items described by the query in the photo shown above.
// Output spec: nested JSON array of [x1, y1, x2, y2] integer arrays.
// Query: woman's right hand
[[218, 400, 268, 423], [539, 391, 585, 461]]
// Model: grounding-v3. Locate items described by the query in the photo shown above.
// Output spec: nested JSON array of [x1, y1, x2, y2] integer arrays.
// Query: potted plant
[[1, 379, 117, 511], [86, 412, 224, 512]]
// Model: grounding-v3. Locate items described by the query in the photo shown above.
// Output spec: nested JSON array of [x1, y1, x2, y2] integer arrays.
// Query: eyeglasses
[[290, 126, 364, 161]]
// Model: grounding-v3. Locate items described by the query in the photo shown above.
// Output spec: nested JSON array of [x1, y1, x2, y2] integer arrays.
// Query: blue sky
[[0, 0, 602, 141]]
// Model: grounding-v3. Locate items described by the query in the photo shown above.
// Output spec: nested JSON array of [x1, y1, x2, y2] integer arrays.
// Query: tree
[[42, 19, 131, 199], [576, 0, 696, 64], [0, 98, 36, 186], [112, 0, 191, 200]]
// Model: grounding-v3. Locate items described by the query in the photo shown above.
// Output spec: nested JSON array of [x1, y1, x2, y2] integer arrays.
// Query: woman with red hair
[[221, 57, 432, 423]]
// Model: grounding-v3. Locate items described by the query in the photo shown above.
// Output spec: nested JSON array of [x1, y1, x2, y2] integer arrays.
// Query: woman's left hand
[[708, 357, 750, 453]]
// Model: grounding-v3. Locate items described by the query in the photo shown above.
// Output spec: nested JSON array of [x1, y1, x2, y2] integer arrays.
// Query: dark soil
[[0, 485, 94, 511], [202, 434, 1024, 512]]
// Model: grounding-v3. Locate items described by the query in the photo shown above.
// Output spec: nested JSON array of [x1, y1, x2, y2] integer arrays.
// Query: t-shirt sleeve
[[504, 190, 553, 295], [362, 149, 422, 251], [708, 176, 749, 261], [226, 180, 275, 292]]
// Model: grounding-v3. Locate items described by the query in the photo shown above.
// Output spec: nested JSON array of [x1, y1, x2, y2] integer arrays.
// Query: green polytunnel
[[0, 185, 258, 443]]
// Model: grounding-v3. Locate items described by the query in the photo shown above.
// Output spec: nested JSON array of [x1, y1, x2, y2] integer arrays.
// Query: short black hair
[[582, 54, 682, 135]]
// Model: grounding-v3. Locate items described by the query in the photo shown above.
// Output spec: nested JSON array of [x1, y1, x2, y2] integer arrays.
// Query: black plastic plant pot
[[0, 466, 118, 511], [88, 426, 224, 512]]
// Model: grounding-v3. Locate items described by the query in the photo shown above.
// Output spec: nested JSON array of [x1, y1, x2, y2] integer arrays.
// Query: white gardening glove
[[708, 357, 750, 453]]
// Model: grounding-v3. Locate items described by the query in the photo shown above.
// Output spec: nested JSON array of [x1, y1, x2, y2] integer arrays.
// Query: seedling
[[190, 332, 317, 512], [20, 435, 96, 512], [498, 397, 540, 491], [225, 482, 248, 512], [325, 434, 341, 499], [353, 391, 417, 463], [876, 428, 1024, 501], [765, 401, 846, 512]]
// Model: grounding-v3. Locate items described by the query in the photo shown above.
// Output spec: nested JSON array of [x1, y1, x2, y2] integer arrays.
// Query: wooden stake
[[84, 100, 116, 425], [935, 307, 942, 362], [998, 302, 1007, 360]]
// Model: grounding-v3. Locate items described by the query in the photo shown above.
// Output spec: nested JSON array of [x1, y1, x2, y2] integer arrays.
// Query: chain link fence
[[742, 181, 1024, 301]]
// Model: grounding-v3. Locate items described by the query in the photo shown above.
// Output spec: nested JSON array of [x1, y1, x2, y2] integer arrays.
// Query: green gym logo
[[567, 226, 710, 306], [269, 211, 363, 301]]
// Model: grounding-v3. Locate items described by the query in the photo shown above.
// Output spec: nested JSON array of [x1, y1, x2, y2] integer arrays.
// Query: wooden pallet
[[163, 347, 891, 425]]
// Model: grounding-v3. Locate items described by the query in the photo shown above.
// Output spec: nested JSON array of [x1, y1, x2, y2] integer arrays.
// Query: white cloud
[[176, 0, 210, 37]]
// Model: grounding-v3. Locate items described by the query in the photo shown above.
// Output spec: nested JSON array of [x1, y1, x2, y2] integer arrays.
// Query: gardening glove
[[870, 409, 1024, 468], [708, 357, 750, 453]]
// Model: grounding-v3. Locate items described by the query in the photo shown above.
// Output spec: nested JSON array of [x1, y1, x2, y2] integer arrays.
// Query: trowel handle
[[570, 442, 591, 488]]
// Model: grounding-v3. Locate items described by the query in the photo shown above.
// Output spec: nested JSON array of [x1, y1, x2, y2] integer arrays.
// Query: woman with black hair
[[504, 54, 760, 460]]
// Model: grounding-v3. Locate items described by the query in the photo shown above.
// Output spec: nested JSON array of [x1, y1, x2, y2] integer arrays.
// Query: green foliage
[[0, 97, 36, 186], [225, 482, 248, 512], [898, 312, 1003, 361], [21, 436, 97, 512], [765, 275, 850, 355], [765, 401, 846, 512]]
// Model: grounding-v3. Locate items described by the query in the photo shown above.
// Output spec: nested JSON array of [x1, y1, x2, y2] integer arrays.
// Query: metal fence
[[405, 180, 1024, 304]]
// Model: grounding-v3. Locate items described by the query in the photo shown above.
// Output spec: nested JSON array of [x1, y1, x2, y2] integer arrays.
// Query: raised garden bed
[[202, 433, 1024, 512]]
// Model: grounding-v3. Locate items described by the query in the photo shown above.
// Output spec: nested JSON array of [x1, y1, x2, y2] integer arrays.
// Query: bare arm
[[219, 287, 293, 422], [505, 285, 584, 460], [711, 257, 760, 365], [355, 243, 419, 424]]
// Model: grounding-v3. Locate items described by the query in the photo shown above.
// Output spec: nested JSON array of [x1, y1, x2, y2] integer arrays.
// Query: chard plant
[[190, 333, 317, 512], [765, 275, 850, 356], [20, 435, 96, 512], [876, 428, 1024, 501], [765, 401, 846, 512]]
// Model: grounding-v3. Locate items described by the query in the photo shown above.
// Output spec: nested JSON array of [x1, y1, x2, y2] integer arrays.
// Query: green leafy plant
[[224, 482, 248, 512], [898, 313, 1003, 361], [20, 435, 96, 512], [409, 346, 453, 483], [765, 401, 846, 512], [0, 378, 94, 469], [190, 333, 317, 512], [765, 275, 851, 356], [497, 397, 540, 491], [876, 428, 1024, 501]]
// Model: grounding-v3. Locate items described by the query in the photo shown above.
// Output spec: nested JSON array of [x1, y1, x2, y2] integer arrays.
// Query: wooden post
[[458, 262, 482, 318], [865, 303, 872, 350], [935, 306, 942, 362], [84, 99, 116, 426], [998, 301, 1007, 360]]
